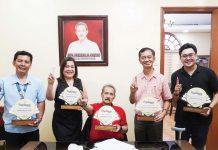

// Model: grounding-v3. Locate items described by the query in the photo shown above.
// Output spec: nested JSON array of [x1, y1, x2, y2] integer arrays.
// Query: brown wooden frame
[[160, 7, 218, 74], [160, 7, 218, 150], [58, 15, 108, 66]]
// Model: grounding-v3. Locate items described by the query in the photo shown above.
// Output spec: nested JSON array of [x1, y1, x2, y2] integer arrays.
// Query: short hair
[[138, 47, 155, 58], [75, 22, 88, 31], [179, 43, 197, 56], [101, 84, 116, 95], [13, 51, 33, 63], [60, 57, 78, 79]]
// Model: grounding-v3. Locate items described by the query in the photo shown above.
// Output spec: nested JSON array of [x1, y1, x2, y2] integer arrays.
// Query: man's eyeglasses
[[181, 53, 195, 59]]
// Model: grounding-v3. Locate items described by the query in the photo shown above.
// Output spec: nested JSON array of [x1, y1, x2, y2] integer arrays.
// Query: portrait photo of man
[[66, 21, 102, 62]]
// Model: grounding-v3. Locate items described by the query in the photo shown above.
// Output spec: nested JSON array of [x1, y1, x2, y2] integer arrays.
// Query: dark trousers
[[5, 129, 39, 149], [175, 122, 209, 150], [0, 125, 5, 140], [134, 115, 163, 142]]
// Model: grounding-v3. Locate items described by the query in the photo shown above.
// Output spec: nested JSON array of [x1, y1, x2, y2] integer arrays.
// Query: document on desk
[[92, 138, 138, 150], [68, 143, 83, 150]]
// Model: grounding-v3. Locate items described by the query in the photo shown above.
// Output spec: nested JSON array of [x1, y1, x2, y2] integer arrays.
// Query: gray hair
[[101, 84, 116, 94]]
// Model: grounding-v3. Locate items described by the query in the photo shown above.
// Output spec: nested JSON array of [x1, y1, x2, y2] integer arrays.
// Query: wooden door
[[206, 9, 218, 150], [160, 7, 218, 150]]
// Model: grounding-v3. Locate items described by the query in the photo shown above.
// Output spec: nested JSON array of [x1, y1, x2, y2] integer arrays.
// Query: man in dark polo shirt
[[171, 43, 218, 150]]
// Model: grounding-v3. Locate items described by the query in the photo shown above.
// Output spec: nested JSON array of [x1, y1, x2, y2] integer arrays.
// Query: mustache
[[105, 98, 110, 101]]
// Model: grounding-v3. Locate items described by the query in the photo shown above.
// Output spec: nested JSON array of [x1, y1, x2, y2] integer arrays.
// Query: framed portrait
[[58, 15, 108, 66], [196, 55, 210, 68]]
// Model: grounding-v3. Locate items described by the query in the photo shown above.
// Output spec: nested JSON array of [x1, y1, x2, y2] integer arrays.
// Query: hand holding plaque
[[59, 86, 82, 110], [94, 106, 119, 131], [10, 99, 39, 126], [182, 87, 211, 113], [135, 96, 162, 121]]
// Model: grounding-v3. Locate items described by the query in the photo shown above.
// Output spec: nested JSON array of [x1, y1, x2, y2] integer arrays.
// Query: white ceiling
[[164, 13, 211, 33]]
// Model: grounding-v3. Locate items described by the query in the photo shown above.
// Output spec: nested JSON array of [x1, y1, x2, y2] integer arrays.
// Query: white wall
[[1, 0, 218, 141], [175, 32, 211, 55]]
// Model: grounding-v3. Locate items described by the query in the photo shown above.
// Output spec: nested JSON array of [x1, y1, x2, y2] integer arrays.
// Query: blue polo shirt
[[0, 74, 45, 133]]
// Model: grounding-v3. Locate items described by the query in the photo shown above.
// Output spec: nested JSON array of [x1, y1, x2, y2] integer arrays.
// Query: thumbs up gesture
[[174, 77, 182, 96]]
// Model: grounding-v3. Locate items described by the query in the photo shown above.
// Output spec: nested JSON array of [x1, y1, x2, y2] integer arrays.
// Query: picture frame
[[196, 55, 210, 68], [58, 15, 108, 66]]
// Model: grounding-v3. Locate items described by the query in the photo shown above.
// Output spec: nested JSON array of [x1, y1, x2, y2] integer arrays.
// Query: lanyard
[[16, 83, 28, 99]]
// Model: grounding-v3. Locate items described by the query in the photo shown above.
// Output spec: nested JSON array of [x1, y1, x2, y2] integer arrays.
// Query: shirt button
[[190, 85, 192, 87]]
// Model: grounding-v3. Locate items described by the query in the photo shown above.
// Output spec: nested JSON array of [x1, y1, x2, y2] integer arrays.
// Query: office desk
[[20, 140, 196, 150]]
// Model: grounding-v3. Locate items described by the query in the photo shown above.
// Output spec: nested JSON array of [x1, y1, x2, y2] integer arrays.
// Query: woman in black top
[[46, 57, 88, 142]]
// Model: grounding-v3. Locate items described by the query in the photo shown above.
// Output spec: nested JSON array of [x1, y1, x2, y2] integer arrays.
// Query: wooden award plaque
[[10, 99, 39, 126], [0, 140, 6, 146], [137, 115, 155, 121], [183, 106, 207, 113], [11, 119, 36, 126], [61, 105, 82, 110], [95, 125, 117, 131]]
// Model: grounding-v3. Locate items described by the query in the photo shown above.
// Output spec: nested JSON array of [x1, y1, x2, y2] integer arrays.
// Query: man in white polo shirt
[[66, 21, 102, 61]]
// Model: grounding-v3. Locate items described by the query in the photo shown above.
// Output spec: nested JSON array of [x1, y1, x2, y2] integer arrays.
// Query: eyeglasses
[[181, 53, 195, 59]]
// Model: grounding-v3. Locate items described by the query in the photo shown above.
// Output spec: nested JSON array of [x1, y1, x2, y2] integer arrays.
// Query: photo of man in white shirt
[[66, 22, 102, 61]]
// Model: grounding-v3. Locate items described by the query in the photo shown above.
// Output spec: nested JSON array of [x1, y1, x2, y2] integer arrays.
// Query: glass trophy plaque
[[94, 106, 119, 131], [135, 96, 162, 121], [59, 86, 82, 110], [182, 87, 211, 113], [10, 99, 39, 126]]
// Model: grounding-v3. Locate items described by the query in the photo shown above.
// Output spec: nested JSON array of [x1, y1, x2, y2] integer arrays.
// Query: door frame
[[160, 7, 218, 74], [160, 7, 218, 150]]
